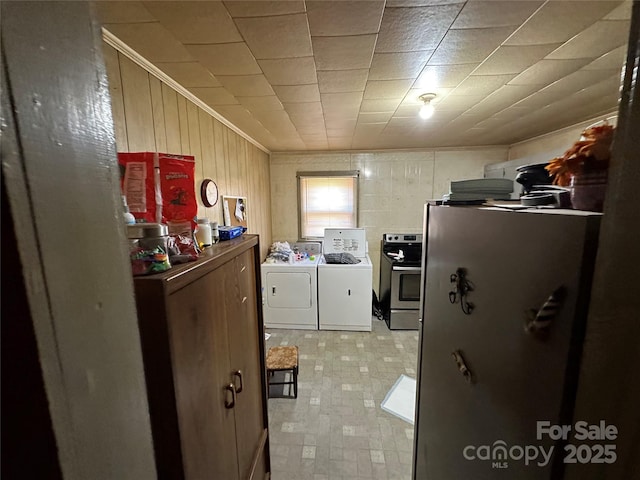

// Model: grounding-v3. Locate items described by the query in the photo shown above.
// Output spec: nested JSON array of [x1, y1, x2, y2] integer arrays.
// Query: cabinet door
[[226, 249, 266, 479], [167, 270, 239, 480], [415, 207, 596, 479]]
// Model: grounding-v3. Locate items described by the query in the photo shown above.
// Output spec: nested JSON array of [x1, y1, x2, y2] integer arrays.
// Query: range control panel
[[383, 233, 423, 244]]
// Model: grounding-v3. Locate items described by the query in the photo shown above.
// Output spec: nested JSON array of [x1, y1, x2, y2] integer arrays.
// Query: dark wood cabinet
[[134, 235, 269, 480]]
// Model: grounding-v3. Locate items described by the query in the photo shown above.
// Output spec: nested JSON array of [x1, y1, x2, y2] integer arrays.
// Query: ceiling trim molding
[[101, 28, 270, 154]]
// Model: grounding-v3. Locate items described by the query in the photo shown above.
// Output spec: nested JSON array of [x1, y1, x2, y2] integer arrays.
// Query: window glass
[[298, 172, 358, 239]]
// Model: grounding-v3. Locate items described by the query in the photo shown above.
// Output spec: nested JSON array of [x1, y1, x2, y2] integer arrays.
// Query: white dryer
[[318, 228, 373, 331], [261, 243, 321, 330]]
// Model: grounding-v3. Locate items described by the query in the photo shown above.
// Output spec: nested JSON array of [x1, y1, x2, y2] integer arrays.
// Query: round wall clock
[[200, 178, 219, 207]]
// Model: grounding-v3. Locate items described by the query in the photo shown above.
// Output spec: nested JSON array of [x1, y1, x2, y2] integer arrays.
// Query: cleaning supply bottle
[[122, 195, 136, 225], [195, 217, 212, 248], [211, 221, 220, 244]]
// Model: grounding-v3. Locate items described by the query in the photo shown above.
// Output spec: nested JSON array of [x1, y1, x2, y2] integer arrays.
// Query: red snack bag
[[118, 152, 159, 223], [118, 152, 197, 229], [157, 153, 197, 230]]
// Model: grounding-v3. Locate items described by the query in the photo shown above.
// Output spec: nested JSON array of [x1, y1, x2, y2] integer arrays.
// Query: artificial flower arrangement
[[545, 123, 615, 186]]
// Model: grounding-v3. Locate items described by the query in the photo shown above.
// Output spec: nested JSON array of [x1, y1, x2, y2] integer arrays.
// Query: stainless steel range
[[379, 233, 423, 330]]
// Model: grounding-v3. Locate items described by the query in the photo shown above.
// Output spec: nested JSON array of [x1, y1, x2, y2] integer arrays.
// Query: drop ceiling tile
[[363, 79, 413, 100], [546, 20, 631, 61], [239, 96, 284, 111], [386, 117, 419, 129], [255, 110, 296, 129], [289, 110, 325, 122], [423, 108, 466, 123], [291, 114, 325, 127], [358, 112, 394, 123], [215, 74, 275, 97], [354, 123, 387, 135], [313, 35, 377, 70], [103, 23, 194, 63], [223, 1, 306, 17], [213, 104, 252, 122], [583, 46, 627, 70], [267, 124, 301, 137], [273, 85, 321, 103], [321, 92, 364, 108], [452, 1, 542, 29], [328, 137, 353, 149], [415, 64, 478, 89], [317, 70, 369, 93], [473, 116, 512, 131], [509, 59, 592, 86], [153, 62, 221, 87], [465, 85, 541, 116], [186, 43, 261, 75], [376, 4, 463, 53], [189, 87, 239, 106], [604, 1, 633, 20], [142, 1, 242, 44], [322, 103, 361, 118], [505, 1, 623, 46], [436, 95, 485, 110], [296, 125, 327, 137], [492, 106, 530, 121], [474, 44, 560, 75], [429, 27, 516, 65], [324, 117, 358, 130], [443, 113, 484, 130], [94, 1, 156, 23], [533, 69, 621, 102], [234, 14, 312, 60], [300, 134, 328, 142], [360, 99, 402, 112], [394, 104, 423, 117], [258, 58, 317, 85], [369, 52, 431, 80], [307, 1, 384, 36], [455, 74, 517, 96]]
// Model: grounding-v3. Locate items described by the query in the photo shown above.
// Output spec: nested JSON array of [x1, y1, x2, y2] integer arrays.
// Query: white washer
[[318, 228, 373, 331], [261, 243, 321, 330]]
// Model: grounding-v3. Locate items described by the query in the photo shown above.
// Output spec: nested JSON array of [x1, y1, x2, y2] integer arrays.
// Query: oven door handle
[[392, 266, 422, 272]]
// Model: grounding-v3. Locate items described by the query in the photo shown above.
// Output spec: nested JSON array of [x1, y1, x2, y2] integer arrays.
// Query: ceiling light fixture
[[419, 93, 437, 119]]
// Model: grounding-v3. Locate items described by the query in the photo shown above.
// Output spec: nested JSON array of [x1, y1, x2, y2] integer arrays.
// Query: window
[[297, 171, 359, 239]]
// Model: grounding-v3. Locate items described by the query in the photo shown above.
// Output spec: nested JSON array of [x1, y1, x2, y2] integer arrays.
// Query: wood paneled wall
[[103, 44, 272, 259]]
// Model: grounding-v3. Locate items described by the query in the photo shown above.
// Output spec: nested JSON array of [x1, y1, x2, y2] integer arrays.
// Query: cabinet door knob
[[233, 370, 243, 393], [240, 265, 246, 273], [224, 383, 236, 409]]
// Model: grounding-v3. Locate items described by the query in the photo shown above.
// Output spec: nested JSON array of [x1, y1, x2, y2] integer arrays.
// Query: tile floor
[[265, 317, 420, 480]]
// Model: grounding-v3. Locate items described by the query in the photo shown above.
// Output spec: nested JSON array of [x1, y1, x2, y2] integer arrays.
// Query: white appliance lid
[[323, 228, 367, 258]]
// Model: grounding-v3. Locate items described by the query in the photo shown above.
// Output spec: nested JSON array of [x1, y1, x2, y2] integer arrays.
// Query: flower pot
[[570, 169, 608, 212]]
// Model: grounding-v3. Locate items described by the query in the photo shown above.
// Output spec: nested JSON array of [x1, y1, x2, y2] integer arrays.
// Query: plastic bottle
[[195, 217, 212, 248], [211, 221, 220, 244], [122, 195, 136, 225]]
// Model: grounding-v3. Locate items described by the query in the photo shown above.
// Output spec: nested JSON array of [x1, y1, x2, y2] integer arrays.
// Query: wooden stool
[[266, 346, 298, 399]]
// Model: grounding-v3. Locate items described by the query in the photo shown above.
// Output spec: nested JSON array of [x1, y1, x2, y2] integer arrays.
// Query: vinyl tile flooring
[[265, 317, 420, 480]]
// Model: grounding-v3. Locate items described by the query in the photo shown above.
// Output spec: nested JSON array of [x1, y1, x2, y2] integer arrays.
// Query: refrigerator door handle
[[525, 286, 567, 337], [452, 350, 473, 384]]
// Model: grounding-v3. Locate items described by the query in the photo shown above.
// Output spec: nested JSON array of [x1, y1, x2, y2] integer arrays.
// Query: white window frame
[[297, 170, 359, 240]]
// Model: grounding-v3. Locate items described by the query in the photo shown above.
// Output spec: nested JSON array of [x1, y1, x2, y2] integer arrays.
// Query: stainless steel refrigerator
[[414, 205, 602, 479]]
